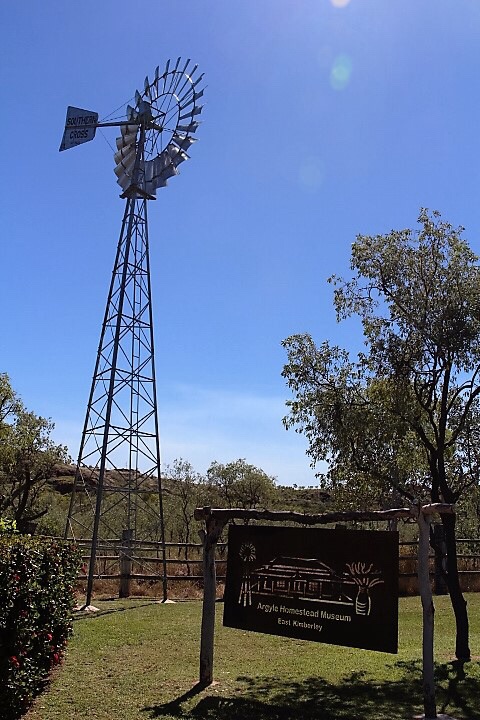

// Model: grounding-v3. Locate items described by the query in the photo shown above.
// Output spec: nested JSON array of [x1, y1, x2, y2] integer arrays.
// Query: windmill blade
[[172, 133, 197, 151], [144, 83, 152, 101], [144, 160, 154, 183], [153, 153, 171, 175], [114, 147, 136, 172], [144, 152, 176, 194], [172, 151, 189, 167], [114, 115, 139, 191], [114, 145, 136, 165], [114, 155, 135, 180], [116, 129, 137, 149], [124, 122, 137, 134], [166, 143, 189, 167], [137, 99, 152, 120], [179, 105, 203, 120], [177, 75, 192, 102], [177, 121, 200, 134], [160, 59, 170, 92], [159, 162, 179, 182], [169, 58, 190, 97], [178, 86, 194, 105], [179, 81, 204, 105], [179, 91, 203, 112], [152, 67, 160, 99], [117, 172, 134, 191], [118, 131, 138, 148], [146, 176, 168, 194], [119, 125, 138, 145], [179, 95, 195, 112], [150, 78, 159, 101], [176, 66, 196, 98]]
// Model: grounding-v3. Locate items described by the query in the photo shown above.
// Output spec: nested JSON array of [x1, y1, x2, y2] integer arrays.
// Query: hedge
[[0, 532, 81, 719]]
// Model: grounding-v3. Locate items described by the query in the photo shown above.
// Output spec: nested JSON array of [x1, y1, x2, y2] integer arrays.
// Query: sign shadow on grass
[[143, 660, 480, 720]]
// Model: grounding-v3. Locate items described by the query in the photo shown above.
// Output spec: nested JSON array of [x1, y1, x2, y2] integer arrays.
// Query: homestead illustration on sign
[[223, 525, 399, 653], [238, 547, 383, 616]]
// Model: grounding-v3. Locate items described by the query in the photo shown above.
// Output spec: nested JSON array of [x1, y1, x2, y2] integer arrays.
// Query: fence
[[398, 537, 480, 594], [72, 535, 480, 597]]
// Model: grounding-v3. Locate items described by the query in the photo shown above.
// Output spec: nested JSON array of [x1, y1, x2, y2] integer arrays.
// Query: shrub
[[0, 533, 80, 719], [0, 518, 17, 534]]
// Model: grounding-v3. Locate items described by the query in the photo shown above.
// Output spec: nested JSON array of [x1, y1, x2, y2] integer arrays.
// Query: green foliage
[[272, 484, 330, 515], [0, 534, 80, 719], [0, 374, 70, 532], [207, 458, 276, 510], [0, 518, 17, 534], [163, 459, 210, 545], [282, 210, 480, 509], [456, 485, 480, 542]]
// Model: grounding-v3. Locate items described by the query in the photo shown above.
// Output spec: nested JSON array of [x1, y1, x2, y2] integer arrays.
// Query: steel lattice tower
[[61, 59, 204, 606]]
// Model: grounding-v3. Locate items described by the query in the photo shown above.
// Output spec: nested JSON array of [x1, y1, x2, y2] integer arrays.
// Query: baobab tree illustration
[[346, 562, 384, 616], [238, 543, 256, 606]]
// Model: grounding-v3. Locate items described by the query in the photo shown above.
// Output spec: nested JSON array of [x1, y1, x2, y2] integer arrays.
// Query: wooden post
[[199, 510, 225, 685], [119, 528, 133, 599], [417, 508, 437, 719]]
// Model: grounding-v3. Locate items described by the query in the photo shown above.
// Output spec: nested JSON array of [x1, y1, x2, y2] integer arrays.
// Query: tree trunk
[[430, 523, 448, 595], [441, 512, 470, 661]]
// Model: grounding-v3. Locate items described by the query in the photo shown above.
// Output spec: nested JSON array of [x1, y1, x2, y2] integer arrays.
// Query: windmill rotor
[[114, 58, 205, 198]]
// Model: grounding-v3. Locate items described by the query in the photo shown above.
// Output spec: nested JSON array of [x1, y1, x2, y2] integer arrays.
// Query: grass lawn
[[25, 594, 480, 720]]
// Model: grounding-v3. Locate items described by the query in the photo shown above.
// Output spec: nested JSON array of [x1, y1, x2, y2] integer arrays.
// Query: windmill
[[61, 60, 204, 607]]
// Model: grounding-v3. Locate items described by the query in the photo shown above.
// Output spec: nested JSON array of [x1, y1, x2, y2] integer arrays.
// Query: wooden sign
[[223, 525, 399, 653]]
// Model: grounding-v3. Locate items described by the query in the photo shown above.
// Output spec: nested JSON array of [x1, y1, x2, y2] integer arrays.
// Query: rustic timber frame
[[194, 503, 455, 720]]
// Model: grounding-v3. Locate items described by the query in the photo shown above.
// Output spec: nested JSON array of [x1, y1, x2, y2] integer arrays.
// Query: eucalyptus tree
[[163, 458, 207, 553], [282, 210, 480, 660], [206, 459, 276, 511], [0, 373, 69, 532]]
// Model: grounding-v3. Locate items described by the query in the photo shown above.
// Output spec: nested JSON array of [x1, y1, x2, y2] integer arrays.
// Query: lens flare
[[330, 54, 353, 90], [298, 157, 324, 190], [331, 0, 351, 7]]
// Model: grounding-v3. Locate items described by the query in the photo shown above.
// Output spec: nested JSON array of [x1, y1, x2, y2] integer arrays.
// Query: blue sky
[[1, 1, 480, 486]]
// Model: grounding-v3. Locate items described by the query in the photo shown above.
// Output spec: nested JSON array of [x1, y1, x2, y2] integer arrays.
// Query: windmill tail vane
[[59, 106, 99, 152]]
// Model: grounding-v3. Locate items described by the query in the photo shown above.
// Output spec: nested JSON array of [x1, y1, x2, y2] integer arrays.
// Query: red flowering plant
[[0, 527, 80, 719]]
